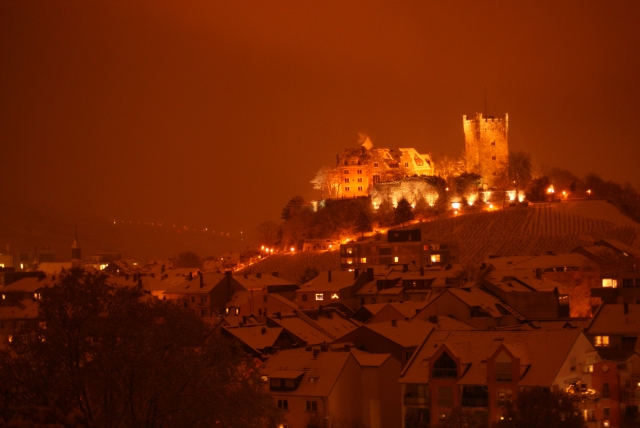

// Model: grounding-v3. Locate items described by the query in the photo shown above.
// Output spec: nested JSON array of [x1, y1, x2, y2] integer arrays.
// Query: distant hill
[[241, 200, 640, 282], [0, 205, 246, 262]]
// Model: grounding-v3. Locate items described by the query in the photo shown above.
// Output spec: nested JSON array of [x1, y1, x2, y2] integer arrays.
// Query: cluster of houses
[[2, 229, 640, 428]]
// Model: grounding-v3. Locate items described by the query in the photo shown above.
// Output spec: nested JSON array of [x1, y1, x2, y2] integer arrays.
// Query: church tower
[[71, 231, 82, 268], [463, 113, 508, 186]]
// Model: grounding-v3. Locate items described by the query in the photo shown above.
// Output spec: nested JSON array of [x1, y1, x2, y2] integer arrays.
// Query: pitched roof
[[222, 324, 284, 354], [234, 273, 296, 290], [587, 304, 640, 334], [362, 318, 434, 348], [1, 275, 56, 292], [301, 270, 357, 292], [400, 330, 583, 387], [163, 273, 228, 294], [260, 348, 353, 397], [0, 299, 39, 319]]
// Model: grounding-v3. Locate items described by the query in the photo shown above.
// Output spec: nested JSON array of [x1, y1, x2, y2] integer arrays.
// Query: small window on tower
[[491, 141, 496, 146], [492, 156, 496, 160]]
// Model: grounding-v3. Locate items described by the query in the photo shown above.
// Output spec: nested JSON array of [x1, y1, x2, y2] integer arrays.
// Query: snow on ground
[[550, 200, 640, 228]]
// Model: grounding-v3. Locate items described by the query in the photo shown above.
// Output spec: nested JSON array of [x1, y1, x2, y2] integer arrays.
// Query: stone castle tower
[[463, 113, 508, 186], [71, 232, 82, 268]]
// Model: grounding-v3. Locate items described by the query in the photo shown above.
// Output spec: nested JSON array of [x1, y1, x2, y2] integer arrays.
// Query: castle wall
[[463, 113, 508, 186]]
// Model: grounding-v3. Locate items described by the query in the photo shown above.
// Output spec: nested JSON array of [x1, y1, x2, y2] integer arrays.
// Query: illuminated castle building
[[463, 113, 509, 186], [335, 136, 434, 198]]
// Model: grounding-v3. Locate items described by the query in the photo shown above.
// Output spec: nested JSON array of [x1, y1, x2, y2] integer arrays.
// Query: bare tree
[[255, 221, 279, 248], [509, 151, 532, 194]]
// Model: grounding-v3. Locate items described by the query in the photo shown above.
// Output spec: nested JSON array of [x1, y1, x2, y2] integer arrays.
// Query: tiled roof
[[260, 348, 353, 397]]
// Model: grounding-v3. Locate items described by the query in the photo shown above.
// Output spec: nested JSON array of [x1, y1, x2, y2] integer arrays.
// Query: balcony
[[462, 397, 488, 408]]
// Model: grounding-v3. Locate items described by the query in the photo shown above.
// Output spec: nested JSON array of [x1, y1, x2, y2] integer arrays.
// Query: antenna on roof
[[484, 85, 487, 118]]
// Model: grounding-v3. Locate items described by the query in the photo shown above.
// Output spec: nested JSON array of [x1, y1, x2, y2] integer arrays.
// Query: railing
[[462, 397, 488, 408]]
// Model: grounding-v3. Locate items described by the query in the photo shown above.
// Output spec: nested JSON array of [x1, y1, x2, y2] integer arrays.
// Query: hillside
[[417, 200, 640, 265], [242, 200, 640, 282]]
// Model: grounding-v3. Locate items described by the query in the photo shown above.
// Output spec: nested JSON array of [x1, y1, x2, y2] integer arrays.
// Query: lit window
[[315, 294, 324, 301], [360, 257, 367, 263], [583, 364, 593, 373], [602, 278, 617, 288], [394, 257, 399, 263], [595, 336, 610, 347], [431, 254, 441, 263], [331, 293, 339, 300]]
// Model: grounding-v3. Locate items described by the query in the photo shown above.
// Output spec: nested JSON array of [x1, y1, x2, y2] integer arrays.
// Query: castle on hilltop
[[334, 135, 434, 198], [463, 113, 509, 186]]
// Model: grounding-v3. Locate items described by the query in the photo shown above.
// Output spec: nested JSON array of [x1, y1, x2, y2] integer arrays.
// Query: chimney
[[354, 269, 359, 280], [535, 268, 542, 279], [320, 343, 329, 352], [276, 311, 281, 319], [428, 315, 438, 324], [161, 264, 165, 273], [328, 270, 332, 282], [403, 264, 408, 272], [312, 348, 320, 359], [624, 302, 629, 315], [52, 275, 55, 282], [138, 278, 142, 287], [391, 318, 397, 327], [225, 271, 232, 301], [261, 326, 266, 335], [125, 274, 129, 280], [420, 266, 424, 276], [367, 267, 374, 281], [200, 273, 204, 289], [188, 272, 193, 281], [272, 272, 279, 277]]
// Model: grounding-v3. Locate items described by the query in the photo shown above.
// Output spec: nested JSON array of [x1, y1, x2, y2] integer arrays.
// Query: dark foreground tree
[[354, 209, 373, 237], [436, 406, 485, 428], [493, 387, 585, 428], [394, 198, 414, 226], [0, 269, 281, 428]]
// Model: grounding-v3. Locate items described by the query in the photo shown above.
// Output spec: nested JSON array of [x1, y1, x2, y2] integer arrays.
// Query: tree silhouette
[[394, 198, 414, 226], [493, 387, 585, 428], [0, 269, 282, 428], [354, 210, 373, 237], [173, 250, 202, 268]]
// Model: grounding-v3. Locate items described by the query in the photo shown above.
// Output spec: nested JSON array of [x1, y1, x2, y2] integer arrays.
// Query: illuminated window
[[497, 388, 512, 407], [595, 336, 610, 347], [315, 294, 324, 301], [431, 254, 441, 263], [583, 364, 593, 373], [360, 258, 367, 263], [331, 293, 339, 300], [394, 257, 399, 263], [602, 278, 617, 288]]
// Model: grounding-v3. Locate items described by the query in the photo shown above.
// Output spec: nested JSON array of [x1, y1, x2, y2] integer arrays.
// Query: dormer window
[[269, 371, 305, 391], [495, 351, 512, 382], [432, 352, 457, 378]]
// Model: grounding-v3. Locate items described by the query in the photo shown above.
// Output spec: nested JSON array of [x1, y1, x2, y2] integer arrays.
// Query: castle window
[[344, 169, 349, 174], [357, 169, 362, 174], [491, 141, 496, 146], [404, 162, 409, 167], [344, 178, 350, 183], [357, 178, 363, 182], [374, 162, 379, 167], [358, 187, 363, 191], [345, 187, 350, 192]]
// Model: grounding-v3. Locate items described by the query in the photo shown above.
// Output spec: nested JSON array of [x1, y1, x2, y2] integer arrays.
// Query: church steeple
[[71, 226, 82, 268]]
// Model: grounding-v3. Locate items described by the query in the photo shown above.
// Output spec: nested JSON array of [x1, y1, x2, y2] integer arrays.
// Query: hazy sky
[[2, 1, 639, 235]]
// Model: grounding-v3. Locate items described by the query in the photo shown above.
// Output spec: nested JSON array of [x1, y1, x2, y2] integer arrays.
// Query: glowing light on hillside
[[518, 191, 525, 202], [547, 185, 555, 194], [466, 193, 477, 206], [451, 202, 461, 209], [506, 190, 516, 201], [290, 247, 295, 252]]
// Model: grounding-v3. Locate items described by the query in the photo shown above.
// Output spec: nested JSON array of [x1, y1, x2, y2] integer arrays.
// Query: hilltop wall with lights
[[370, 177, 441, 209]]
